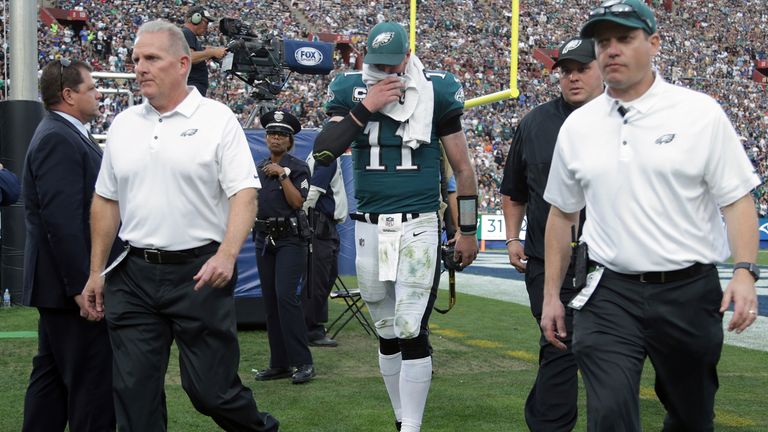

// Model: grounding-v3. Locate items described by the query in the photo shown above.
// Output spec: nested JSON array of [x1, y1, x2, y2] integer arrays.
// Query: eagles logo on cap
[[371, 32, 395, 49], [561, 39, 582, 55], [552, 37, 596, 69]]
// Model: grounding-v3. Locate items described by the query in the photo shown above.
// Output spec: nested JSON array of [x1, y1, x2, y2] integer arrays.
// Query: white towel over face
[[362, 55, 434, 150]]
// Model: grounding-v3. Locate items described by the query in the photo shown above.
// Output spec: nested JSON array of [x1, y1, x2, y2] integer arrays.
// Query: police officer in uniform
[[253, 109, 315, 384]]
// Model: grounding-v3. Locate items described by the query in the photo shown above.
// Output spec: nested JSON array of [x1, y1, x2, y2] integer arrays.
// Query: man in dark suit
[[22, 58, 121, 432]]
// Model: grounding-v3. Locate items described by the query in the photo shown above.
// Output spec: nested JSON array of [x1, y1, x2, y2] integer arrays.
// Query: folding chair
[[327, 277, 376, 338]]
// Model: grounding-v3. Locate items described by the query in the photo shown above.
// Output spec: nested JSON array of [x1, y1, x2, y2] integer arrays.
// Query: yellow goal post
[[409, 0, 520, 108]]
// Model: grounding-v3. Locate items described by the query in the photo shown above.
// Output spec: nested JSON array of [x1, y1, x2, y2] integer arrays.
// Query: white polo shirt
[[544, 75, 761, 273], [96, 88, 258, 250]]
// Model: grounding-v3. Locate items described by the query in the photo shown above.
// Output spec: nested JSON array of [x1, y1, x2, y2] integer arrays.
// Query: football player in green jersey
[[313, 21, 479, 432]]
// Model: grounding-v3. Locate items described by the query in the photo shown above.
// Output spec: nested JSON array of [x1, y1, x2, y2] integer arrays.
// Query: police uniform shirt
[[182, 26, 208, 91], [256, 153, 310, 219], [96, 88, 259, 250], [544, 75, 761, 273], [500, 96, 577, 261]]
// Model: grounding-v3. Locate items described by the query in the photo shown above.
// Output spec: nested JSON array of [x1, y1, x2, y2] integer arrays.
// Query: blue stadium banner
[[760, 218, 768, 241]]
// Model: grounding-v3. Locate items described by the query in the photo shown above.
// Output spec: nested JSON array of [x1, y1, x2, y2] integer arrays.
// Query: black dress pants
[[255, 234, 313, 368], [301, 219, 339, 340], [104, 253, 278, 432], [23, 308, 115, 432], [572, 266, 722, 432], [524, 258, 579, 432]]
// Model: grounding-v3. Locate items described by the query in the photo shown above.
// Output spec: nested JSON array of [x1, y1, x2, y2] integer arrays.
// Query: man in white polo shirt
[[541, 1, 761, 430], [82, 20, 278, 431]]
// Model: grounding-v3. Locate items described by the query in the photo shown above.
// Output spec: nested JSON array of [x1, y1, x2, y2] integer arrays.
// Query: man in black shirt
[[500, 36, 603, 432], [182, 6, 226, 96]]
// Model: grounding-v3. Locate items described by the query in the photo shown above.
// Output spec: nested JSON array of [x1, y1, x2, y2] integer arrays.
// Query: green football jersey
[[325, 70, 465, 214]]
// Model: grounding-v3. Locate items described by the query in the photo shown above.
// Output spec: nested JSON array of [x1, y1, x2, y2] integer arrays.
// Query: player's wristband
[[505, 238, 521, 245], [457, 195, 478, 235], [350, 102, 372, 126]]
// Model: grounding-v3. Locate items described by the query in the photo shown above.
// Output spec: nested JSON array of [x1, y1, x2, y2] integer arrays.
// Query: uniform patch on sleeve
[[352, 87, 368, 102]]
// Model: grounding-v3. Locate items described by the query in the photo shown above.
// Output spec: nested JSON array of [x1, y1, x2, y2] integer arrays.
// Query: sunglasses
[[59, 58, 72, 94], [266, 131, 291, 138], [589, 0, 654, 34]]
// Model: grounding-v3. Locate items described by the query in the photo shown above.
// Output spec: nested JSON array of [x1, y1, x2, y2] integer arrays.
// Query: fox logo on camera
[[294, 47, 324, 66], [284, 39, 334, 75]]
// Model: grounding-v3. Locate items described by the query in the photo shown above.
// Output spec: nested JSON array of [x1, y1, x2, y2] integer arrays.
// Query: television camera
[[219, 18, 334, 125]]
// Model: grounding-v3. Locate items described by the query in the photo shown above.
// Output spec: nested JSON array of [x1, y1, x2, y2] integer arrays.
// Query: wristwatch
[[278, 167, 291, 181], [733, 262, 760, 282]]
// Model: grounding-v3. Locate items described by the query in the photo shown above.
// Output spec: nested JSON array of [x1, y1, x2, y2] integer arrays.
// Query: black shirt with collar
[[500, 96, 585, 261]]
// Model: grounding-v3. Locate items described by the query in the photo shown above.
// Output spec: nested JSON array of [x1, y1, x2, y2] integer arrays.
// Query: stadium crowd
[[0, 0, 766, 215]]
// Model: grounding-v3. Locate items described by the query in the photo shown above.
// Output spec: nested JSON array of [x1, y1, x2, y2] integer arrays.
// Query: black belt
[[129, 242, 219, 264], [596, 262, 713, 284], [349, 212, 420, 224], [254, 217, 296, 232]]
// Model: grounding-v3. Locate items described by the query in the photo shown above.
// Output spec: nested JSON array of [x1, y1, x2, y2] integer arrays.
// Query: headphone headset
[[189, 7, 204, 25]]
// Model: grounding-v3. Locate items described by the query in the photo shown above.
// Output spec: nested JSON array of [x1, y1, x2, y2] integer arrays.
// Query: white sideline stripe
[[440, 272, 768, 353]]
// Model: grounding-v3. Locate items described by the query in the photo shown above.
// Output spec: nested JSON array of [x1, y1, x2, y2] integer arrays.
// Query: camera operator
[[182, 6, 226, 96]]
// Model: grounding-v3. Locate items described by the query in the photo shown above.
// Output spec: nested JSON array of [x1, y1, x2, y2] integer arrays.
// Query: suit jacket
[[0, 168, 20, 206], [22, 111, 122, 309]]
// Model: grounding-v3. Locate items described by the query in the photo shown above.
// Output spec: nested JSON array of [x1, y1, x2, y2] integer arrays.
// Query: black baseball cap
[[553, 37, 596, 69]]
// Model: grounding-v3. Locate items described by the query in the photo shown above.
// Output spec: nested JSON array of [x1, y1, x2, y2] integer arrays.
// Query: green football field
[[1, 280, 766, 431]]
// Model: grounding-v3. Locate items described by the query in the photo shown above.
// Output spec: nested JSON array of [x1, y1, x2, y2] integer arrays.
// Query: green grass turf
[[1, 284, 766, 431]]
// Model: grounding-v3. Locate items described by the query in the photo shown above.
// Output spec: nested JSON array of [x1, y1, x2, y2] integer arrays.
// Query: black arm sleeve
[[313, 103, 371, 166], [437, 108, 463, 137]]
